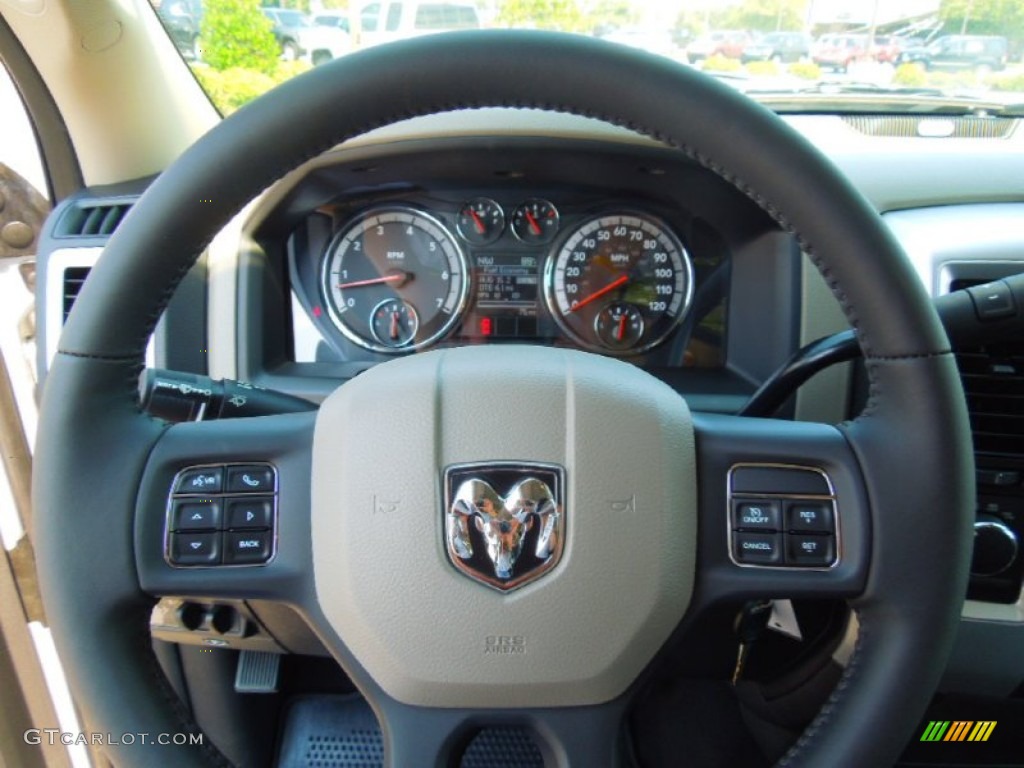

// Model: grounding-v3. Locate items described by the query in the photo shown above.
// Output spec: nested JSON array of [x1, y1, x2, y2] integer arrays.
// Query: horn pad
[[311, 346, 696, 708]]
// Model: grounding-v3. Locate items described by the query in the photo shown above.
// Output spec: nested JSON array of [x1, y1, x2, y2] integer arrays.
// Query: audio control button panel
[[166, 463, 278, 568]]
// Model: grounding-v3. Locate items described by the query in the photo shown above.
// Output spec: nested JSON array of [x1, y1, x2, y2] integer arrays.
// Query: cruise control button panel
[[729, 464, 838, 569], [166, 463, 277, 567]]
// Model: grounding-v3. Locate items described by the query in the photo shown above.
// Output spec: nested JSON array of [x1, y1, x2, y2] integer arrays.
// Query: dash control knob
[[971, 516, 1019, 577]]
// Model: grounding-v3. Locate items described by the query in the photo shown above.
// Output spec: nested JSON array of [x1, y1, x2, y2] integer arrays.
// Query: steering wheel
[[34, 31, 974, 767]]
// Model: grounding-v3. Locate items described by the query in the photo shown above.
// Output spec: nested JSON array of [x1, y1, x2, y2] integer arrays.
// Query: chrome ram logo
[[443, 463, 564, 592]]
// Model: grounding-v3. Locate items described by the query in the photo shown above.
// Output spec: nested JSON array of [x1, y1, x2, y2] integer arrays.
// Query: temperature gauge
[[511, 199, 559, 244], [457, 198, 505, 245], [595, 302, 645, 350]]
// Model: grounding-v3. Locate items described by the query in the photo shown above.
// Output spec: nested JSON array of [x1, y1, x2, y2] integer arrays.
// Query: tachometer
[[544, 213, 693, 353], [322, 207, 469, 352]]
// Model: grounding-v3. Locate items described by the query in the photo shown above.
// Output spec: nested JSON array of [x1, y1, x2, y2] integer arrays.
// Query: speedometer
[[321, 206, 469, 353], [544, 213, 693, 353]]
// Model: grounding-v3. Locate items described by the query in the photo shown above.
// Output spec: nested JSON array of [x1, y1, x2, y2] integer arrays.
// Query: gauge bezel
[[456, 197, 505, 246], [511, 198, 560, 244], [320, 205, 470, 354], [543, 211, 695, 355]]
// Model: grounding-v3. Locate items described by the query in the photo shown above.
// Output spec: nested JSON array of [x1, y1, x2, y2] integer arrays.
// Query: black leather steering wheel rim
[[33, 30, 974, 767]]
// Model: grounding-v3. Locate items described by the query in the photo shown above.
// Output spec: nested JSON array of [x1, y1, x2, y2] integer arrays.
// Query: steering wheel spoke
[[137, 411, 316, 602], [690, 412, 870, 606]]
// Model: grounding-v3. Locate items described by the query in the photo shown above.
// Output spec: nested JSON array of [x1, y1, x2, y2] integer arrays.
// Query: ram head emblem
[[444, 467, 563, 591]]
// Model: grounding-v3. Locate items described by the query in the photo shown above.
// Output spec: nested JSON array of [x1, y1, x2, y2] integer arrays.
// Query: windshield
[[152, 0, 1024, 116]]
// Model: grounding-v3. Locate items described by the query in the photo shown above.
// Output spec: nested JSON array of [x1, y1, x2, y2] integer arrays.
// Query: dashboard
[[239, 136, 797, 410]]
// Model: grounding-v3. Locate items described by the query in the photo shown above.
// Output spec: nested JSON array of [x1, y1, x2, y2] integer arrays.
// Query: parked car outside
[[157, 0, 203, 60], [812, 33, 872, 72], [311, 10, 351, 36], [687, 29, 753, 62], [740, 30, 812, 63], [897, 34, 1008, 72], [358, 1, 481, 47], [600, 26, 677, 59], [870, 35, 903, 64], [262, 7, 350, 65]]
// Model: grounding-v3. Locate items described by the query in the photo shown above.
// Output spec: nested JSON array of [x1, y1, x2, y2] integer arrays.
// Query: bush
[[926, 69, 979, 90], [271, 60, 312, 85], [702, 54, 741, 73], [745, 60, 780, 77], [192, 66, 276, 113], [200, 0, 279, 74], [989, 72, 1024, 91], [787, 61, 821, 80], [191, 61, 313, 114], [892, 63, 927, 87]]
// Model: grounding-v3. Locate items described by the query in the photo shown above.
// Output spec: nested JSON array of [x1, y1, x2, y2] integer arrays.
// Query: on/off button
[[733, 500, 781, 532]]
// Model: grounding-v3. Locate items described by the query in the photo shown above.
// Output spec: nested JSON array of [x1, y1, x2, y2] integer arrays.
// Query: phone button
[[226, 466, 275, 494]]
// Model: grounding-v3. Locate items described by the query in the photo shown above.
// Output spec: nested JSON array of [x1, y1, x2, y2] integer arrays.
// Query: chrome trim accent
[[542, 211, 694, 356], [971, 519, 1019, 578], [443, 461, 565, 592], [726, 462, 841, 572], [319, 205, 470, 354], [163, 462, 279, 569]]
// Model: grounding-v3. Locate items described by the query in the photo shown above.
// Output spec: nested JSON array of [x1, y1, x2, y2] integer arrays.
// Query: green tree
[[201, 0, 280, 74], [585, 0, 638, 34], [717, 0, 805, 32], [940, 0, 1024, 39], [497, 0, 585, 32]]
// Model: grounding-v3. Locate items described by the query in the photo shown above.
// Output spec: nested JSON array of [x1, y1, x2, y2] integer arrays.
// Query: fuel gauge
[[457, 198, 505, 245], [370, 298, 420, 348]]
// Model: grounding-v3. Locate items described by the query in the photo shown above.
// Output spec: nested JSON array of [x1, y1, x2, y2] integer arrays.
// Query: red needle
[[525, 210, 542, 235], [569, 275, 629, 313], [337, 272, 407, 289], [615, 312, 628, 341], [389, 311, 400, 340], [468, 208, 486, 234]]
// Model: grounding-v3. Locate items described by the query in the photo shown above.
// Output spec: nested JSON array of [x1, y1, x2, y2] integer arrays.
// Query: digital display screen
[[474, 254, 539, 307]]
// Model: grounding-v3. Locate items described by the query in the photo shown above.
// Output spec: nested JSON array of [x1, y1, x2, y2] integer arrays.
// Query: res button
[[786, 503, 834, 534]]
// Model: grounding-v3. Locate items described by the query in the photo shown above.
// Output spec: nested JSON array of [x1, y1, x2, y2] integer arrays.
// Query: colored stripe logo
[[919, 721, 997, 742]]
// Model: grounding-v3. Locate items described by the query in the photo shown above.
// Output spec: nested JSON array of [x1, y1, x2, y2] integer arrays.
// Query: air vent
[[62, 266, 91, 323], [843, 115, 1016, 139], [56, 202, 132, 238], [958, 341, 1024, 456]]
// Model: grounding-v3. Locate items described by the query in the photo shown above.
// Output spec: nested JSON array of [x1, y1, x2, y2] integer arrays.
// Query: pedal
[[235, 650, 280, 693]]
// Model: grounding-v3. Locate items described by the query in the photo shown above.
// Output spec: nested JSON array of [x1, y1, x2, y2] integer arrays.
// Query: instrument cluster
[[289, 191, 728, 368]]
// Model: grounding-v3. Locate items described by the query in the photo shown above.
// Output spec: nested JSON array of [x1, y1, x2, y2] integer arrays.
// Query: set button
[[167, 463, 277, 567]]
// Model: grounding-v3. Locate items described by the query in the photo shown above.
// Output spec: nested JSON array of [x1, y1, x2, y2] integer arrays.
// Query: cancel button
[[734, 532, 783, 565]]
